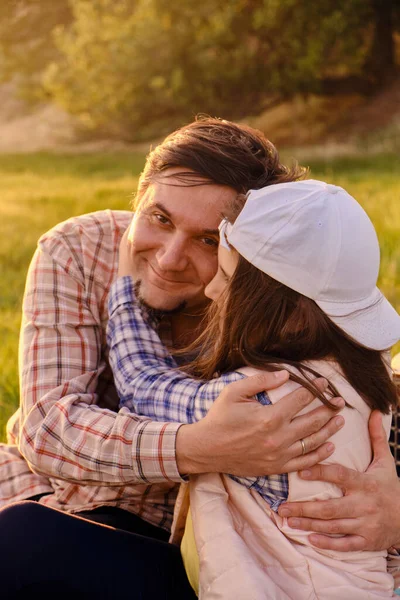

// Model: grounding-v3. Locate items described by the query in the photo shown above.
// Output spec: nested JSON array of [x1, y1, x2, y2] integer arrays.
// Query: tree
[[44, 0, 264, 140], [0, 0, 72, 98], [4, 0, 400, 140]]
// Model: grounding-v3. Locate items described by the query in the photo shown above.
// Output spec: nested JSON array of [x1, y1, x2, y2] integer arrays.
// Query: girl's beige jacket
[[171, 361, 400, 599]]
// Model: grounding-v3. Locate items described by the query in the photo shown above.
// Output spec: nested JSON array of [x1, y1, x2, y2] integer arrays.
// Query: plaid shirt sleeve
[[107, 276, 246, 422], [107, 276, 289, 509], [18, 216, 184, 486]]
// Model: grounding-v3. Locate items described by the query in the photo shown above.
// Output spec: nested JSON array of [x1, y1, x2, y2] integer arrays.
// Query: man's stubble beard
[[134, 280, 187, 320]]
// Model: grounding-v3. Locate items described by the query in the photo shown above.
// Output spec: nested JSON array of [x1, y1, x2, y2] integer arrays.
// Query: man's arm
[[18, 219, 183, 485], [278, 410, 400, 551]]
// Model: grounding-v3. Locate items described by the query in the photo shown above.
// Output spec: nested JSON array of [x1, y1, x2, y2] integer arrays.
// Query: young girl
[[107, 179, 400, 599]]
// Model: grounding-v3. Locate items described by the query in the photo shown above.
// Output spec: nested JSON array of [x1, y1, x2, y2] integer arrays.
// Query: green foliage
[[0, 150, 145, 440], [42, 0, 399, 141], [0, 0, 72, 98], [1, 0, 400, 140]]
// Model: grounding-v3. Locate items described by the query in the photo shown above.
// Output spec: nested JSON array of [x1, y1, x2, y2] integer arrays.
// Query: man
[[0, 118, 399, 598]]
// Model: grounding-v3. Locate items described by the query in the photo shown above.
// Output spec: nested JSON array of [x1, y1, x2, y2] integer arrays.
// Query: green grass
[[1, 151, 399, 442], [0, 152, 145, 441]]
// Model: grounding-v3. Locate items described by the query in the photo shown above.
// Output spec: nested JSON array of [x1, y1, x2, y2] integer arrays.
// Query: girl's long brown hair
[[180, 199, 398, 414]]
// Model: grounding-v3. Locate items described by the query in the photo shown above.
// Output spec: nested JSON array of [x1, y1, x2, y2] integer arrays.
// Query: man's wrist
[[176, 422, 211, 476]]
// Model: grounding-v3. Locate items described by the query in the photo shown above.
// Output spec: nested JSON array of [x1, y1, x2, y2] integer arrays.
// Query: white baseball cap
[[219, 179, 400, 351]]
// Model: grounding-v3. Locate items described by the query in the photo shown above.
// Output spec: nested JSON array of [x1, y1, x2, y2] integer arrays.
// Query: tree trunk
[[317, 75, 377, 96], [365, 0, 395, 80]]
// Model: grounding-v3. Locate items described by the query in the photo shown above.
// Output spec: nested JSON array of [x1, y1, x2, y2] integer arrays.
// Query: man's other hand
[[278, 410, 400, 551]]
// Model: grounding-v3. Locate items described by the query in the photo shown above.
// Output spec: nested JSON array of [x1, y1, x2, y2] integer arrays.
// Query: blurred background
[[0, 0, 399, 439]]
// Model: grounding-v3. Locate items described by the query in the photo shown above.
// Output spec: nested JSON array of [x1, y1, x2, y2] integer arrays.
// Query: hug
[[1, 118, 399, 599]]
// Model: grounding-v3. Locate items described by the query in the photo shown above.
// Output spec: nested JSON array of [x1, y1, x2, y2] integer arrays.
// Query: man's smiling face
[[127, 169, 238, 312]]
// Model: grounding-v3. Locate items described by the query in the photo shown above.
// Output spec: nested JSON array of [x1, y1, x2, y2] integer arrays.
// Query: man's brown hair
[[133, 116, 307, 207]]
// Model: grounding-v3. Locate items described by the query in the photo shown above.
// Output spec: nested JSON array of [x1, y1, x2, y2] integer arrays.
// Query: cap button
[[326, 184, 340, 194]]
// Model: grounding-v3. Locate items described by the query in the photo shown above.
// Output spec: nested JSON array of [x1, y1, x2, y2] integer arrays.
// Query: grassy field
[[0, 151, 399, 442]]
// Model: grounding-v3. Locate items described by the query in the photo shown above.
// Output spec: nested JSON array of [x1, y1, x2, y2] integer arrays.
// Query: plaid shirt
[[107, 276, 289, 510], [0, 210, 185, 531]]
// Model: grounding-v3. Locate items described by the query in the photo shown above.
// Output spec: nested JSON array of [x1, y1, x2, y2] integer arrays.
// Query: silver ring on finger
[[300, 438, 307, 455]]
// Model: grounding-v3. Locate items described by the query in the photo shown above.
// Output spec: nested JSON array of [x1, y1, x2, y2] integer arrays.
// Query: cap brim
[[317, 287, 400, 351]]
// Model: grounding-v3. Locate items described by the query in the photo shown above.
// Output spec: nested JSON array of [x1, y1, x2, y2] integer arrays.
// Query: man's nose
[[156, 235, 189, 271]]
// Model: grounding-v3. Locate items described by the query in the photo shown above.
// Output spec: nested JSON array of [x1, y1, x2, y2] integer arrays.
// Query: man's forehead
[[141, 178, 234, 231], [148, 199, 221, 236]]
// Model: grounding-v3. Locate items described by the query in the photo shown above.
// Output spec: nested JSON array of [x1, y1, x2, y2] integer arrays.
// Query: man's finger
[[285, 516, 360, 536], [297, 463, 361, 491], [299, 413, 344, 452], [369, 410, 393, 462], [278, 495, 357, 520], [289, 407, 344, 449], [307, 533, 366, 552], [283, 442, 335, 473], [224, 371, 290, 401], [277, 378, 328, 420]]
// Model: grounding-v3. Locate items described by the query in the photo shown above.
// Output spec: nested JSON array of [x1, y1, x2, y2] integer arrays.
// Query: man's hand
[[278, 410, 400, 551], [176, 371, 344, 477]]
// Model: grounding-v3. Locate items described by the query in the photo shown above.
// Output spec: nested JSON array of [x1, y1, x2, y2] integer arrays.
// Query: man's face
[[127, 169, 237, 312]]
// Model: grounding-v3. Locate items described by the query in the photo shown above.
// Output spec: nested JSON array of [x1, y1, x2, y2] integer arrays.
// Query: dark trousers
[[0, 501, 197, 600]]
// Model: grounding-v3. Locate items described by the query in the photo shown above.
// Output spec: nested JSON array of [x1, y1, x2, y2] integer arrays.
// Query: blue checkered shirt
[[107, 276, 288, 510]]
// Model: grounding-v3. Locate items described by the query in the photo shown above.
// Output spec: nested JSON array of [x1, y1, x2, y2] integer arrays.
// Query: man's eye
[[154, 213, 170, 225], [201, 237, 218, 248]]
